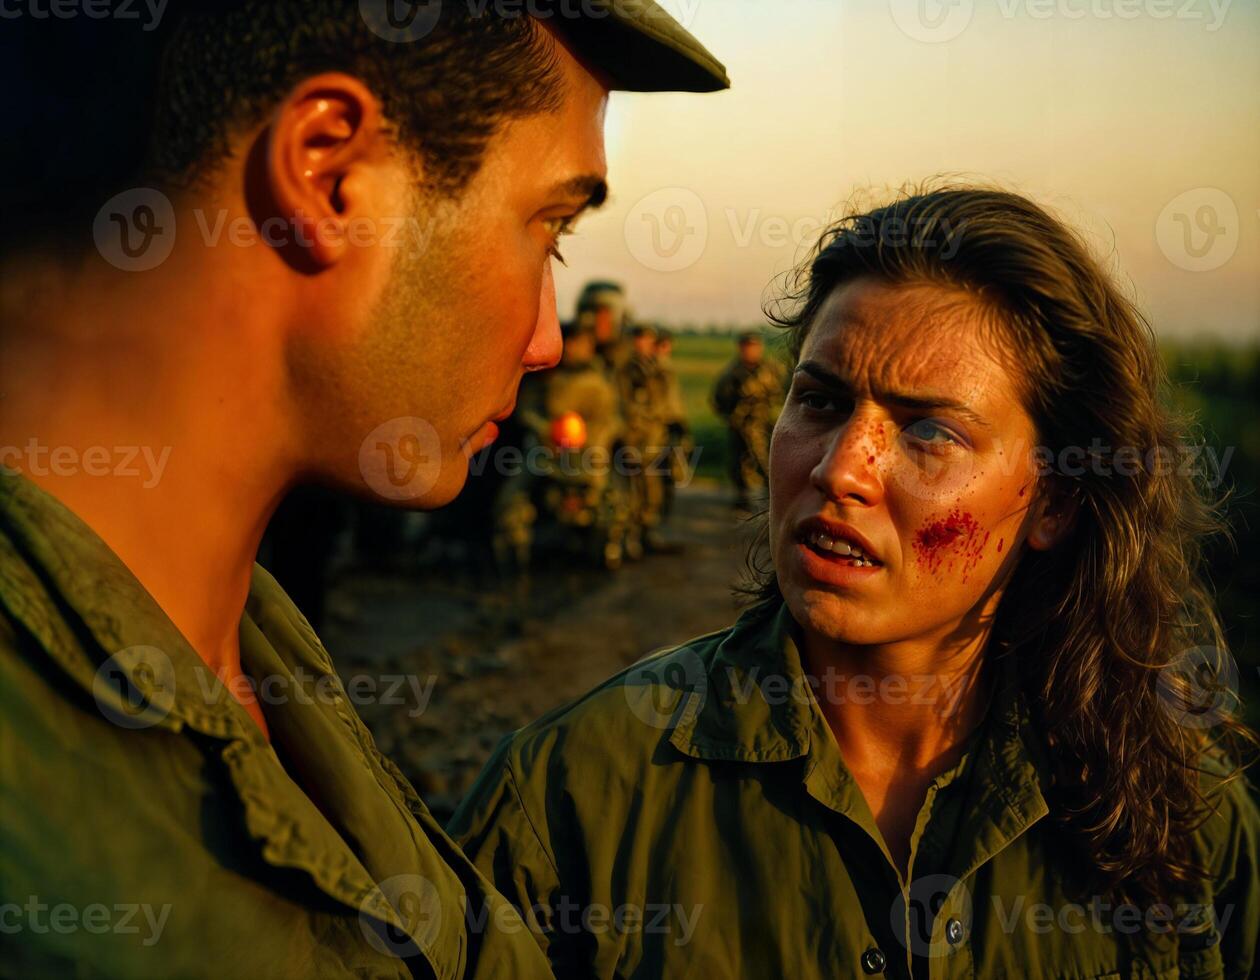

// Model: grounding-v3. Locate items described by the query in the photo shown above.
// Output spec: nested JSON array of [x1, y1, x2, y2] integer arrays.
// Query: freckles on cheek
[[912, 508, 992, 582]]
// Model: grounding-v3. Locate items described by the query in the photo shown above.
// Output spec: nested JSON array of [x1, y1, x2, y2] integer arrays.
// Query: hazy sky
[[553, 0, 1260, 341]]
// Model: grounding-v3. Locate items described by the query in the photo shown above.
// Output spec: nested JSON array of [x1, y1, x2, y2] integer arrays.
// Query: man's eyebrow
[[549, 175, 609, 212], [795, 360, 992, 428]]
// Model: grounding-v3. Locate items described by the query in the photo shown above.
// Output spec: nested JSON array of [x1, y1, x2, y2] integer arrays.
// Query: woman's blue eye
[[905, 419, 958, 445]]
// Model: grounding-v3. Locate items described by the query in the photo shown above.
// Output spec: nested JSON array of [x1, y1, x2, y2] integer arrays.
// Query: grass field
[[671, 333, 1260, 726]]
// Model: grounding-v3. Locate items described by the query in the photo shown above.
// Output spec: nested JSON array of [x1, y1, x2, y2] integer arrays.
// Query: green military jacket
[[711, 356, 784, 430], [656, 358, 688, 432], [449, 600, 1260, 979], [0, 473, 553, 979], [616, 353, 669, 449]]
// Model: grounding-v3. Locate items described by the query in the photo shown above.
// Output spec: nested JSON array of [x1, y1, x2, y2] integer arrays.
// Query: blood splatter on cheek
[[913, 508, 991, 580]]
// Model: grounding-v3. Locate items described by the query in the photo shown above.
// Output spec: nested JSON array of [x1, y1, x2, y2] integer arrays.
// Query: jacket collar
[[668, 597, 1052, 877], [0, 470, 249, 740], [668, 601, 813, 763], [671, 598, 1035, 762], [0, 472, 465, 976]]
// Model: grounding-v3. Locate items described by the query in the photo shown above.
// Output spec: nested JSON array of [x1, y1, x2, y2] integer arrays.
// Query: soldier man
[[518, 319, 628, 567], [521, 320, 624, 454], [712, 330, 786, 514], [654, 328, 694, 522], [576, 280, 632, 377], [616, 324, 674, 555], [0, 3, 727, 976]]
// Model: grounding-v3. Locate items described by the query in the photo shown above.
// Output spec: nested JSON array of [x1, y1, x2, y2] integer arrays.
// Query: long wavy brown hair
[[739, 183, 1258, 909]]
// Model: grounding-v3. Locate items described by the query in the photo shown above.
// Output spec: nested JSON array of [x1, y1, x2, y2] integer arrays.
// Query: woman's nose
[[810, 417, 883, 505]]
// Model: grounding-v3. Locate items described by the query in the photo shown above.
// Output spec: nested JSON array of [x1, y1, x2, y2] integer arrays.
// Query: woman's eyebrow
[[795, 360, 993, 429]]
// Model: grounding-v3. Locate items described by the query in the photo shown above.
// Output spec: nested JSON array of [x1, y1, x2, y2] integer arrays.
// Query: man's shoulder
[[245, 562, 339, 675]]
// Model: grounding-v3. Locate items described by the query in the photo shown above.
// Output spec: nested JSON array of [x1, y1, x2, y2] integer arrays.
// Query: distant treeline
[[1160, 340, 1259, 719]]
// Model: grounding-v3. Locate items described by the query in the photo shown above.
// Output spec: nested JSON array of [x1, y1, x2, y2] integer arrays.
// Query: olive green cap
[[550, 1, 730, 93]]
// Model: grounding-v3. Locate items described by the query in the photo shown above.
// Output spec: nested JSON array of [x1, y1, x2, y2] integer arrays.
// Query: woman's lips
[[794, 540, 885, 588]]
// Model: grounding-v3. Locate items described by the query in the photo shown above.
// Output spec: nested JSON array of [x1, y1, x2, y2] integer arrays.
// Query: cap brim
[[549, 0, 730, 93]]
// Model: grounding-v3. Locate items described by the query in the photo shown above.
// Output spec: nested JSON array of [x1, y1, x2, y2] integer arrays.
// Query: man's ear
[[266, 73, 385, 268], [1026, 479, 1081, 552]]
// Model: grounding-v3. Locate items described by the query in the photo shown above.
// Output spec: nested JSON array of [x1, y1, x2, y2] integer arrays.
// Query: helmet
[[576, 281, 630, 345]]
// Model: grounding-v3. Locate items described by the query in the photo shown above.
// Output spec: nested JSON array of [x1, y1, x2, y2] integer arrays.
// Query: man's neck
[[0, 258, 296, 686]]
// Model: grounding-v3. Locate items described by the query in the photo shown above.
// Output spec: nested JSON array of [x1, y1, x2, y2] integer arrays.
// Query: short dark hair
[[2, 1, 563, 251]]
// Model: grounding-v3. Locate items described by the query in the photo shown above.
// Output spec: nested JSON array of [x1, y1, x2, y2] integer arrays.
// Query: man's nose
[[522, 261, 563, 371], [810, 415, 884, 505]]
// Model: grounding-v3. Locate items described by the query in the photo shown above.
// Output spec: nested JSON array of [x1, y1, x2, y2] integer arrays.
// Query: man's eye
[[904, 418, 960, 446], [543, 215, 577, 265]]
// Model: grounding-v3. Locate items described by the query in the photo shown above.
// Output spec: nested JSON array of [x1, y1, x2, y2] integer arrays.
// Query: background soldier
[[712, 330, 785, 514], [616, 324, 673, 555], [655, 328, 694, 523], [576, 280, 632, 377], [518, 319, 629, 567]]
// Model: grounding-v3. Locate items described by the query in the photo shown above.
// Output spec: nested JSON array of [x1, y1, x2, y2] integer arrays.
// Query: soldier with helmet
[[712, 330, 786, 514], [575, 280, 632, 377], [615, 323, 675, 555]]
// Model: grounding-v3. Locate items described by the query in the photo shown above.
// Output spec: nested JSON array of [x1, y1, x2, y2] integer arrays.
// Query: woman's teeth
[[807, 530, 879, 567]]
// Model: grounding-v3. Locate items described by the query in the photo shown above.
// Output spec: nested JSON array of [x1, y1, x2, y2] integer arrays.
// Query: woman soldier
[[448, 187, 1260, 979]]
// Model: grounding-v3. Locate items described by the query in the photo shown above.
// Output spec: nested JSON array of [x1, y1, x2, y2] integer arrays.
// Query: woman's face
[[770, 277, 1057, 649]]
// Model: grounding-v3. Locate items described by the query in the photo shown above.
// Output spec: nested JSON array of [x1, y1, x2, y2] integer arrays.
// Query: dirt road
[[321, 486, 756, 820]]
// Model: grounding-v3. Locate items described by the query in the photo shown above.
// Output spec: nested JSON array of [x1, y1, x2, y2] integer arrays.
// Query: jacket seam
[[504, 750, 563, 883]]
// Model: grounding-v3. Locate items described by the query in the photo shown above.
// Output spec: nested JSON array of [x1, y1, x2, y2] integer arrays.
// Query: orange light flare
[[551, 411, 588, 451]]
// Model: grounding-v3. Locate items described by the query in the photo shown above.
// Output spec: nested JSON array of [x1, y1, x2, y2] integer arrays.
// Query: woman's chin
[[787, 589, 886, 646]]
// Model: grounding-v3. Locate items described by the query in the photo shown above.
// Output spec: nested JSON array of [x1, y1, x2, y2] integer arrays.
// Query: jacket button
[[860, 947, 886, 974], [946, 917, 965, 945]]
